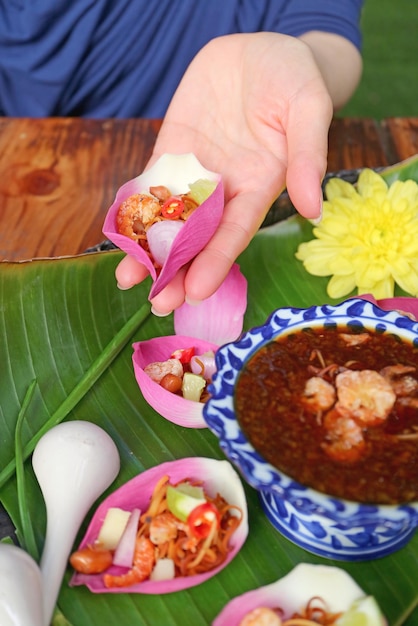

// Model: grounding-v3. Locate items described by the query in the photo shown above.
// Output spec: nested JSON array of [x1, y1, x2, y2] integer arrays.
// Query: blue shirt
[[0, 0, 364, 117]]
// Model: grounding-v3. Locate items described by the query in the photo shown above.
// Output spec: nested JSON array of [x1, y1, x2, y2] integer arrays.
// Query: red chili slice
[[187, 502, 221, 539], [171, 347, 195, 364], [161, 196, 185, 219]]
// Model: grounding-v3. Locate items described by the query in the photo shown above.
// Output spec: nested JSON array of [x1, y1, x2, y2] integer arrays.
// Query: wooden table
[[1, 116, 418, 262]]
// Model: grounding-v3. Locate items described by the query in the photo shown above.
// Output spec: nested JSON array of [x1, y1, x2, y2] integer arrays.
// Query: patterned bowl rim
[[203, 298, 418, 523]]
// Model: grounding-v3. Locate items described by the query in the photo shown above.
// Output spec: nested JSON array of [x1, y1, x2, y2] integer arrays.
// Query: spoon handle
[[40, 507, 89, 625], [32, 421, 120, 626], [0, 544, 44, 626]]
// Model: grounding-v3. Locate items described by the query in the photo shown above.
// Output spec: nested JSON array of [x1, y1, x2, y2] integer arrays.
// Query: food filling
[[144, 346, 216, 403], [116, 179, 216, 268], [70, 475, 242, 587], [238, 594, 384, 626]]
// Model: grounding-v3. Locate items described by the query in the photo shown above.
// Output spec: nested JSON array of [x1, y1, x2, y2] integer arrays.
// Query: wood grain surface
[[0, 118, 161, 261], [1, 116, 418, 261]]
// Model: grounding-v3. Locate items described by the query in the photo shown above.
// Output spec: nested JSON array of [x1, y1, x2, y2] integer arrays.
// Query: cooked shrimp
[[103, 535, 155, 588], [303, 376, 336, 412], [322, 408, 366, 462], [144, 358, 184, 383], [339, 332, 371, 346], [116, 193, 162, 241], [239, 607, 282, 626], [380, 365, 418, 396], [335, 369, 395, 424], [149, 512, 179, 545]]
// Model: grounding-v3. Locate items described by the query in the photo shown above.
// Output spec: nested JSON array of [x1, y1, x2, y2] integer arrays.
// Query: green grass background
[[339, 0, 418, 118]]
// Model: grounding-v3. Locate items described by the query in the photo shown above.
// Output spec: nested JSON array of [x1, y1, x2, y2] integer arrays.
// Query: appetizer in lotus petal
[[103, 153, 223, 299], [133, 264, 247, 428], [213, 563, 386, 626], [70, 457, 248, 594], [133, 335, 218, 428]]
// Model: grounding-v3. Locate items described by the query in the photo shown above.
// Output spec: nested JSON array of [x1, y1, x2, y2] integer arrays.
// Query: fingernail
[[185, 296, 202, 307], [151, 306, 172, 317], [117, 282, 133, 291], [311, 199, 323, 225]]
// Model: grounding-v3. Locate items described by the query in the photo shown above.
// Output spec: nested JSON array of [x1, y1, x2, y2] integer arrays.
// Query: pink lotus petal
[[376, 297, 418, 319], [357, 294, 418, 319], [102, 153, 223, 299], [132, 335, 218, 428], [213, 563, 366, 626], [70, 457, 248, 594], [174, 264, 248, 344]]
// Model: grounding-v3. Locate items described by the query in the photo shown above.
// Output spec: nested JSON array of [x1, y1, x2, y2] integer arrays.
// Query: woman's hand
[[116, 32, 360, 314]]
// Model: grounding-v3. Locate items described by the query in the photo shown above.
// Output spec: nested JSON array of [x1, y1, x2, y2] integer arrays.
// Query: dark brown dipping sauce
[[235, 326, 418, 504]]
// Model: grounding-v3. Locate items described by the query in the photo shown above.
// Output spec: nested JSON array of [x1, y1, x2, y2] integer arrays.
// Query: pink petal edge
[[132, 335, 219, 428], [102, 153, 223, 299], [174, 263, 248, 345], [357, 294, 418, 318], [70, 457, 248, 594]]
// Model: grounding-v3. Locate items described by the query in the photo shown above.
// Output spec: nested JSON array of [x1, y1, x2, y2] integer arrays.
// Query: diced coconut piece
[[97, 507, 131, 550], [182, 372, 206, 402], [150, 558, 176, 581]]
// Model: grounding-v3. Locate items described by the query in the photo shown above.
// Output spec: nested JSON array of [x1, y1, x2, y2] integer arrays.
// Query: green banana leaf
[[1, 159, 418, 626]]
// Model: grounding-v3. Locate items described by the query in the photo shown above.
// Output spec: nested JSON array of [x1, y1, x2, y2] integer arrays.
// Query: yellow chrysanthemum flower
[[295, 169, 418, 299]]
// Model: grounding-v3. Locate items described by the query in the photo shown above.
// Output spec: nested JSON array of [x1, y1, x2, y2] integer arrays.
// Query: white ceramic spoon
[[0, 544, 44, 626], [32, 420, 120, 626]]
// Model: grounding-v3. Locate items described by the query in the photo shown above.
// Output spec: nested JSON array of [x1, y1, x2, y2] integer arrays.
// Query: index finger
[[183, 188, 275, 302], [285, 88, 333, 219]]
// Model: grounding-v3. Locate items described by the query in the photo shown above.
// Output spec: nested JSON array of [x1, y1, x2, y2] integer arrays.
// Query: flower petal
[[213, 563, 365, 626], [325, 177, 359, 201], [70, 457, 248, 594], [388, 178, 418, 204], [392, 265, 418, 297], [174, 264, 247, 344], [327, 273, 356, 299], [379, 297, 418, 318], [357, 168, 388, 199], [102, 153, 223, 299], [358, 294, 418, 320], [132, 335, 218, 428], [357, 277, 395, 300]]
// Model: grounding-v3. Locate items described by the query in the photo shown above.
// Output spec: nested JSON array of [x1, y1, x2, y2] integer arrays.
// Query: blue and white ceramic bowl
[[203, 298, 418, 561]]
